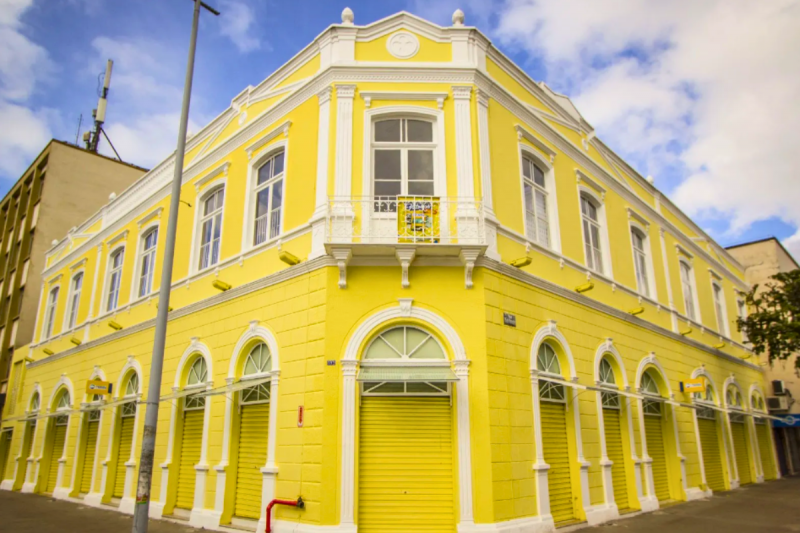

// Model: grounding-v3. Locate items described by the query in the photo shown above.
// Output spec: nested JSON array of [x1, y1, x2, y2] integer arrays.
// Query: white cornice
[[360, 91, 448, 109]]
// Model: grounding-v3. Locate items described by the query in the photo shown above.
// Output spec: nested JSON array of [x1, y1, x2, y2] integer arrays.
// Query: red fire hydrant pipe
[[265, 496, 304, 533]]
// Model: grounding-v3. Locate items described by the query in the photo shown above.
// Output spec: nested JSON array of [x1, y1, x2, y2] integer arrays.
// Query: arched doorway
[[356, 325, 458, 533], [175, 356, 208, 513], [693, 383, 725, 492], [640, 370, 671, 502], [77, 393, 103, 496], [44, 388, 71, 494], [726, 385, 752, 485], [112, 372, 139, 500], [598, 356, 631, 512]]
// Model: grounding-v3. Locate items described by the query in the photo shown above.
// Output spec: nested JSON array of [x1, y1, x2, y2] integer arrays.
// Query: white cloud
[[493, 0, 800, 253], [218, 0, 261, 54], [103, 112, 201, 170], [0, 102, 52, 175]]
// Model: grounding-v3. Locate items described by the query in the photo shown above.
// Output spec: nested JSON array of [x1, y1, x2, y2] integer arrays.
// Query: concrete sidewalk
[[0, 477, 798, 532]]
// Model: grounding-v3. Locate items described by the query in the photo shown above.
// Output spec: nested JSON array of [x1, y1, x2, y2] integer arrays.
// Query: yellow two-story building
[[0, 9, 780, 533]]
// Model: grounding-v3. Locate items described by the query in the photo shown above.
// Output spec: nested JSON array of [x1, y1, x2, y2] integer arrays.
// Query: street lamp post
[[131, 1, 219, 532]]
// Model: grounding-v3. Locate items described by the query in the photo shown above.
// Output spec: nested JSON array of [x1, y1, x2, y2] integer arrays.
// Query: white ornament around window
[[387, 31, 420, 59]]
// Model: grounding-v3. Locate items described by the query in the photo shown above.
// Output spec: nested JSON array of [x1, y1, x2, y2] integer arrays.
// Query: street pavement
[[0, 476, 798, 532]]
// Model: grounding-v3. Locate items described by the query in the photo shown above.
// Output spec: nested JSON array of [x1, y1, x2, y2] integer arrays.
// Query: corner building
[[0, 10, 780, 533]]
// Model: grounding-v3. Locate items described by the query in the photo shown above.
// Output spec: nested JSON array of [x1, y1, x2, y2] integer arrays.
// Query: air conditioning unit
[[767, 396, 789, 411], [772, 380, 787, 395]]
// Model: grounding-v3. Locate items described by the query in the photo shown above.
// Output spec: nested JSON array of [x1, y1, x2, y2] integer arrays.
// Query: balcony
[[324, 196, 487, 289]]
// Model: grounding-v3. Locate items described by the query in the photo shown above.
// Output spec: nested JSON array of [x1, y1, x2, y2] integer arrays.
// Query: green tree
[[738, 269, 800, 369]]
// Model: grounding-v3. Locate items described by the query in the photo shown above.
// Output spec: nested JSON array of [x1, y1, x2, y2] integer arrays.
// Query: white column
[[571, 385, 593, 523], [669, 404, 690, 499], [476, 88, 499, 260], [724, 413, 740, 489], [119, 399, 143, 514], [151, 386, 180, 519], [213, 377, 236, 521], [84, 409, 107, 507], [453, 360, 475, 527], [747, 417, 763, 483], [339, 360, 358, 529], [310, 86, 333, 259], [331, 85, 356, 242], [65, 413, 86, 499], [257, 371, 281, 533], [624, 395, 644, 507], [690, 409, 710, 497], [21, 418, 42, 493], [595, 393, 616, 509], [637, 400, 659, 511], [452, 85, 475, 199], [658, 228, 679, 332], [530, 371, 553, 525], [189, 387, 213, 528]]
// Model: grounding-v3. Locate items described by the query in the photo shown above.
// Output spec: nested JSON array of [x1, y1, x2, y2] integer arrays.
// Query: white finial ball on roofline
[[452, 8, 465, 26], [646, 175, 654, 184], [109, 192, 116, 200], [342, 7, 354, 25]]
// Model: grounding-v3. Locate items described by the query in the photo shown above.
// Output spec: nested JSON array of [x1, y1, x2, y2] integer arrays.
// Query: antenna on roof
[[83, 59, 123, 161]]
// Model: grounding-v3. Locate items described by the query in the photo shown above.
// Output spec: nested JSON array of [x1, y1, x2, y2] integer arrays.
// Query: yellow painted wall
[[355, 31, 451, 63]]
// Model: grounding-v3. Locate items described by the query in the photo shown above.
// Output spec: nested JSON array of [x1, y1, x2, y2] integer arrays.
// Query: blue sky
[[2, 0, 799, 258]]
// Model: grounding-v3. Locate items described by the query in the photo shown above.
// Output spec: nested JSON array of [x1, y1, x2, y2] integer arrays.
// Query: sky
[[2, 0, 799, 259]]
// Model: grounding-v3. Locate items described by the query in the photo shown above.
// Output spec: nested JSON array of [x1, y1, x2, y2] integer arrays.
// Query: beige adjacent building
[[727, 237, 800, 475], [0, 141, 146, 415]]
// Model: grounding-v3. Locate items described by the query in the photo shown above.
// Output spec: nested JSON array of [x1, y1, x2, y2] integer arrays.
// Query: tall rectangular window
[[521, 156, 549, 247], [712, 282, 729, 336], [680, 261, 696, 321], [66, 273, 83, 329], [43, 287, 58, 339], [631, 228, 650, 297], [253, 152, 284, 246], [106, 248, 124, 312], [581, 195, 603, 274], [737, 299, 748, 342], [199, 188, 224, 270], [138, 228, 158, 297]]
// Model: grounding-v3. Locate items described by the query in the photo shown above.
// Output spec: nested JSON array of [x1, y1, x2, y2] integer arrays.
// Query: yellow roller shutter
[[541, 402, 574, 524], [603, 408, 628, 510], [644, 415, 669, 501], [697, 418, 724, 492], [0, 431, 11, 481], [234, 402, 270, 519], [46, 423, 67, 493], [358, 396, 455, 533], [756, 423, 776, 481], [80, 421, 99, 494], [113, 416, 135, 498], [176, 410, 204, 510], [730, 421, 752, 485]]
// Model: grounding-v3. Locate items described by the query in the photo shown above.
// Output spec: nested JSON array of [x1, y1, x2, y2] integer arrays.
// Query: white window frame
[[243, 145, 287, 250], [191, 182, 226, 274], [736, 297, 748, 343], [678, 258, 701, 323], [710, 279, 730, 337], [628, 222, 657, 299], [42, 285, 60, 340], [360, 107, 448, 232], [518, 144, 561, 253], [103, 246, 125, 313], [134, 224, 159, 300], [63, 270, 84, 331], [578, 188, 613, 277]]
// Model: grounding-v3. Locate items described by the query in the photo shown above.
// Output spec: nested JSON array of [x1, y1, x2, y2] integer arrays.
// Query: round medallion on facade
[[387, 31, 420, 59]]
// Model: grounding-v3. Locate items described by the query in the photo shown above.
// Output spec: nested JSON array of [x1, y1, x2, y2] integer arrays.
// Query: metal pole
[[132, 1, 217, 531]]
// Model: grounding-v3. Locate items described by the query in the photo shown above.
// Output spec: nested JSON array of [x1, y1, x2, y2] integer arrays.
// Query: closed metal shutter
[[756, 424, 776, 481], [176, 410, 204, 509], [603, 408, 628, 510], [697, 418, 724, 491], [79, 421, 99, 494], [358, 396, 455, 533], [644, 415, 670, 501], [46, 423, 67, 493], [0, 431, 11, 481], [730, 421, 752, 485], [541, 402, 574, 524], [113, 416, 135, 498], [234, 402, 269, 519]]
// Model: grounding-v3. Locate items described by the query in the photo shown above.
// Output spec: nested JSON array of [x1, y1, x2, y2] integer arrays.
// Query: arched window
[[537, 343, 565, 401], [372, 118, 435, 212], [726, 387, 743, 409], [30, 391, 40, 413], [121, 373, 139, 417], [240, 343, 272, 404], [185, 357, 208, 410], [631, 227, 650, 297], [253, 151, 284, 245], [521, 156, 549, 247], [693, 383, 716, 419], [198, 187, 224, 270], [580, 194, 604, 274], [360, 326, 451, 395], [599, 357, 620, 408], [712, 281, 729, 336], [43, 286, 59, 339], [66, 272, 83, 329], [106, 248, 124, 312], [641, 371, 662, 415], [54, 389, 71, 413], [679, 261, 697, 321], [138, 228, 158, 298]]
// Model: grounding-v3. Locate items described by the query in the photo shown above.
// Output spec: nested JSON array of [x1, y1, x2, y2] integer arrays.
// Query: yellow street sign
[[86, 379, 113, 396], [682, 378, 705, 393]]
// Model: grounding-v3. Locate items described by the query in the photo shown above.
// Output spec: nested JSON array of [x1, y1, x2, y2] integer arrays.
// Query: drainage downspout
[[265, 496, 304, 533]]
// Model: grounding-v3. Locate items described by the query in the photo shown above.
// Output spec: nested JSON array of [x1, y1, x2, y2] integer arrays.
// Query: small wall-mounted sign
[[327, 360, 336, 366], [680, 378, 705, 393], [297, 405, 304, 428], [86, 379, 113, 396], [503, 313, 516, 327]]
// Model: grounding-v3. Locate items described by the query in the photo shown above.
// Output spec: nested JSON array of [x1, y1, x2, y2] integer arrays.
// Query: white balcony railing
[[325, 196, 485, 246]]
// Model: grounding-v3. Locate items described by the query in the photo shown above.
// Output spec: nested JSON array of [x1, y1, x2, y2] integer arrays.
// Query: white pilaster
[[331, 85, 356, 241], [669, 404, 689, 499], [476, 88, 499, 261], [625, 396, 644, 507], [452, 86, 475, 200], [529, 371, 553, 526], [21, 418, 42, 493], [637, 400, 659, 512], [595, 392, 615, 508], [189, 388, 214, 527], [339, 360, 358, 528], [658, 228, 679, 333], [310, 86, 333, 260], [453, 360, 475, 527], [213, 377, 236, 520], [689, 408, 712, 499], [257, 371, 281, 533]]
